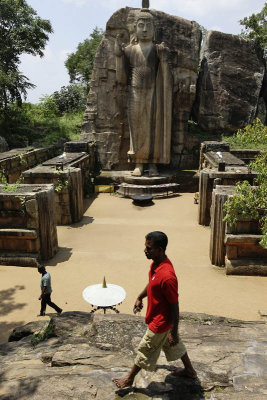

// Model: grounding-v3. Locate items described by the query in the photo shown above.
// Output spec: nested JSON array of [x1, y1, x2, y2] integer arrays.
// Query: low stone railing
[[0, 146, 60, 184]]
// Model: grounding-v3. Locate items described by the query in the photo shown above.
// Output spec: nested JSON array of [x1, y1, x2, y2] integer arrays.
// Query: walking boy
[[38, 265, 62, 316]]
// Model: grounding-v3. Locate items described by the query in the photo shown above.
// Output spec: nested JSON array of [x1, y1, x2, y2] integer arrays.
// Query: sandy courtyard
[[0, 193, 266, 343]]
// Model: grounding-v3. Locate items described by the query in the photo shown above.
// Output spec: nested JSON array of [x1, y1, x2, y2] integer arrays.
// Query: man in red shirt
[[112, 231, 197, 389]]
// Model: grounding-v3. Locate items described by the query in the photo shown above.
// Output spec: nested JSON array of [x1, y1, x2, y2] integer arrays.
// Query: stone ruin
[[81, 3, 266, 172], [0, 141, 96, 266], [0, 184, 58, 267], [198, 141, 267, 276]]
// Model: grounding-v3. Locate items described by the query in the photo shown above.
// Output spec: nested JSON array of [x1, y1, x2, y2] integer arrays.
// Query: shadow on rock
[[0, 374, 39, 400], [0, 320, 25, 345], [115, 375, 205, 399]]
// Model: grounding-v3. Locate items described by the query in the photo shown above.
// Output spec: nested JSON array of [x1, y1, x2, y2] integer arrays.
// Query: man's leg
[[172, 352, 197, 378], [163, 333, 197, 378], [46, 294, 62, 314], [112, 329, 168, 389], [132, 163, 143, 177], [112, 364, 141, 388], [40, 295, 48, 316]]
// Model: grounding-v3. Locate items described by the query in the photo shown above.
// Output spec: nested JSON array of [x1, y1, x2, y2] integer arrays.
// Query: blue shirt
[[40, 272, 52, 294]]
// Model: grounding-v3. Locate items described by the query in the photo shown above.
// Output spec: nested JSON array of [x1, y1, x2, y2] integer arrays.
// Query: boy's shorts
[[135, 328, 187, 371]]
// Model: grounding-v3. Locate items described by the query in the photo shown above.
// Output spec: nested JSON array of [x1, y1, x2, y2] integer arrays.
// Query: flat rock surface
[[0, 312, 266, 399]]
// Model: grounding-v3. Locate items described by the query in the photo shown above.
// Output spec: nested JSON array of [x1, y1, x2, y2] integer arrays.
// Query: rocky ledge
[[0, 312, 266, 399]]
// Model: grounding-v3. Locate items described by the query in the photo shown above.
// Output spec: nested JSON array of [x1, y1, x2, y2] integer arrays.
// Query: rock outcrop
[[1, 311, 266, 399], [193, 31, 265, 132], [81, 7, 265, 171]]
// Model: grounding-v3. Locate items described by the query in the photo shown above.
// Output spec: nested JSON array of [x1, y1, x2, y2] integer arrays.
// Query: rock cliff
[[81, 7, 265, 171], [1, 312, 266, 399], [193, 31, 265, 132]]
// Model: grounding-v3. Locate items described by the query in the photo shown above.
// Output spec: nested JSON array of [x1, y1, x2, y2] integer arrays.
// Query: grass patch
[[31, 320, 55, 347]]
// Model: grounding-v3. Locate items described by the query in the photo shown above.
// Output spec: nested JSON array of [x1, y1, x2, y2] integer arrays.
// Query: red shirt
[[145, 256, 178, 333]]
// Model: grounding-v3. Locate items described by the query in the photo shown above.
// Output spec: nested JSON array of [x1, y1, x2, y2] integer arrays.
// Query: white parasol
[[82, 277, 126, 309]]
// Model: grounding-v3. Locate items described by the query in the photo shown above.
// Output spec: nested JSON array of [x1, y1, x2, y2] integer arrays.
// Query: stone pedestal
[[96, 170, 179, 198]]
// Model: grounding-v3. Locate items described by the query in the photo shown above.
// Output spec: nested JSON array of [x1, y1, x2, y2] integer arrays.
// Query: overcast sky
[[20, 0, 265, 103]]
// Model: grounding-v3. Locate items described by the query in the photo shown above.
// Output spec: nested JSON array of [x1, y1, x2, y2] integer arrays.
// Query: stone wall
[[209, 185, 267, 274], [23, 167, 84, 225], [0, 146, 60, 184], [0, 184, 58, 267]]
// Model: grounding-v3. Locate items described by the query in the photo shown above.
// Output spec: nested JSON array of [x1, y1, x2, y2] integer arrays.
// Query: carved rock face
[[136, 17, 154, 42], [81, 8, 202, 170]]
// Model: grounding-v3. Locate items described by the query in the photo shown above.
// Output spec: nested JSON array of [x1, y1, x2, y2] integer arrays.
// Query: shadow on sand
[[46, 247, 73, 266], [67, 216, 94, 229], [0, 286, 26, 344]]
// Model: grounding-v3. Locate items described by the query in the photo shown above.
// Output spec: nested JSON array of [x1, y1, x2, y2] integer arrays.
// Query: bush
[[0, 102, 83, 148], [222, 118, 267, 149], [223, 151, 267, 248]]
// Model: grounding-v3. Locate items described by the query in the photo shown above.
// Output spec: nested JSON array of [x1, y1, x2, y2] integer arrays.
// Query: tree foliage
[[0, 101, 83, 148], [52, 84, 87, 115], [239, 3, 267, 52], [65, 27, 104, 91], [0, 0, 52, 108]]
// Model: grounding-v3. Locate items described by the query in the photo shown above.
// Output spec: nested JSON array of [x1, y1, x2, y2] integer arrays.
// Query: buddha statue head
[[135, 10, 155, 42]]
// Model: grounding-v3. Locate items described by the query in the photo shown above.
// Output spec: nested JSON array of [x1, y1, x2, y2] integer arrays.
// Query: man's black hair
[[146, 231, 168, 251], [38, 265, 46, 271]]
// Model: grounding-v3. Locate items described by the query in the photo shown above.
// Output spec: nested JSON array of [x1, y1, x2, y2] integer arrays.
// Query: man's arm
[[39, 286, 47, 300], [168, 302, 179, 346], [134, 284, 148, 313]]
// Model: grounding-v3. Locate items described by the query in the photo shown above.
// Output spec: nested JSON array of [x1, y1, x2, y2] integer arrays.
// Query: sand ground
[[1, 193, 267, 343]]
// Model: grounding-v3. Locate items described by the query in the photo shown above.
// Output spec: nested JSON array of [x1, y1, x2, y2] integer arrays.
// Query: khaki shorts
[[135, 328, 187, 371]]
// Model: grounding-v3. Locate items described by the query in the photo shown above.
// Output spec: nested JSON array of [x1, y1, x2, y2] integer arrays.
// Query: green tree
[[0, 0, 52, 108], [52, 84, 87, 115], [65, 27, 104, 91], [239, 3, 267, 52]]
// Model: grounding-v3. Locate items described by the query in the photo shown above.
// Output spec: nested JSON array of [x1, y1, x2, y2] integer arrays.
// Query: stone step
[[0, 228, 37, 239], [117, 182, 179, 197], [0, 252, 39, 267], [226, 258, 267, 276], [225, 234, 264, 244]]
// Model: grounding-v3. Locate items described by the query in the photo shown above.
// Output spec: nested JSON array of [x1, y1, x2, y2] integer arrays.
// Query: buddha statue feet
[[149, 164, 159, 177], [132, 164, 144, 176]]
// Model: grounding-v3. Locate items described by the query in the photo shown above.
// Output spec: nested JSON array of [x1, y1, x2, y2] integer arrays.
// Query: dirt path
[[1, 193, 266, 343]]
